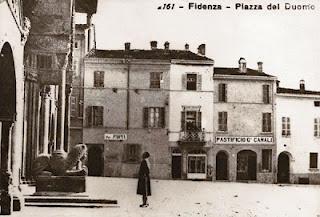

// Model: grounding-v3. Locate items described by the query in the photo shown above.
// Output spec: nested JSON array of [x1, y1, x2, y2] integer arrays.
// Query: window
[[143, 107, 165, 128], [314, 101, 320, 107], [70, 96, 77, 117], [263, 85, 270, 104], [262, 113, 272, 132], [282, 117, 291, 136], [182, 73, 202, 91], [315, 118, 320, 137], [86, 106, 103, 127], [181, 111, 202, 131], [37, 55, 52, 69], [310, 153, 318, 169], [94, 71, 104, 87], [262, 149, 272, 172], [218, 83, 227, 102], [218, 112, 228, 132], [150, 72, 163, 88], [188, 155, 206, 174], [125, 144, 141, 162]]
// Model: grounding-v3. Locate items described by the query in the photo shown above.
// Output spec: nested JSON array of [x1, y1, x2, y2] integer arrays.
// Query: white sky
[[77, 0, 320, 90]]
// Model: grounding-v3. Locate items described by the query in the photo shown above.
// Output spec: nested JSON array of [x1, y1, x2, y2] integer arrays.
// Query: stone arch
[[237, 150, 257, 181], [277, 151, 292, 183]]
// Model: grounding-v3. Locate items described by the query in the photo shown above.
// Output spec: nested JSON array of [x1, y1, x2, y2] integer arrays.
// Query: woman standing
[[137, 152, 151, 208]]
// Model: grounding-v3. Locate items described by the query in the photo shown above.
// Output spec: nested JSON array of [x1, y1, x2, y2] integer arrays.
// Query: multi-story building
[[276, 80, 320, 184], [83, 42, 213, 179], [0, 0, 30, 213], [212, 59, 277, 183]]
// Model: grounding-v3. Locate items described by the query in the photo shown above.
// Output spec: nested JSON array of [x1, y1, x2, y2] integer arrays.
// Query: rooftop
[[277, 87, 320, 96], [85, 49, 213, 62], [214, 67, 274, 77]]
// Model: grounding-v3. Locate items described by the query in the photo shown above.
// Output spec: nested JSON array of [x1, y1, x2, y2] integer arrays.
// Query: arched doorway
[[277, 152, 290, 183], [216, 151, 228, 180], [0, 42, 16, 214], [237, 150, 257, 181], [87, 144, 104, 176], [171, 148, 182, 179]]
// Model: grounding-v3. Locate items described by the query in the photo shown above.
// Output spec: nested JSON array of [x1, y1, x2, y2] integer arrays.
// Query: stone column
[[0, 121, 14, 215], [182, 149, 188, 179], [40, 86, 51, 154], [64, 84, 72, 152]]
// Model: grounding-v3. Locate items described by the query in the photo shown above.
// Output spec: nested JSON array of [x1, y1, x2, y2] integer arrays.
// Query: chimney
[[185, 43, 189, 51], [300, 79, 305, 92], [276, 80, 280, 88], [164, 41, 170, 50], [257, 61, 263, 72], [238, 57, 247, 73], [150, 41, 157, 50], [124, 42, 131, 51], [197, 44, 206, 56]]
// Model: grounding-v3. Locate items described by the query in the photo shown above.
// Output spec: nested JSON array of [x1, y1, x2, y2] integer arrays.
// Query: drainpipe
[[126, 58, 130, 130]]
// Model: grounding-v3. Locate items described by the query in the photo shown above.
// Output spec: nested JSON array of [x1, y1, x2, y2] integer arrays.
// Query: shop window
[[282, 117, 291, 136], [262, 149, 272, 172], [181, 111, 201, 131], [150, 72, 163, 88], [218, 112, 228, 132], [86, 106, 103, 127], [315, 118, 320, 137], [263, 84, 270, 104], [125, 144, 141, 162], [143, 107, 165, 128], [262, 113, 272, 132], [37, 55, 52, 69], [94, 71, 104, 87], [310, 153, 318, 169], [218, 83, 227, 102], [188, 155, 206, 174]]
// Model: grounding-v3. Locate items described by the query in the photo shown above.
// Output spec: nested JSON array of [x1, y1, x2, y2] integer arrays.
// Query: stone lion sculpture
[[32, 144, 88, 178]]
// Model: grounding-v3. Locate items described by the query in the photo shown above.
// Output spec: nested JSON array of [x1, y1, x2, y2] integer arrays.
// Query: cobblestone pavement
[[11, 177, 320, 217]]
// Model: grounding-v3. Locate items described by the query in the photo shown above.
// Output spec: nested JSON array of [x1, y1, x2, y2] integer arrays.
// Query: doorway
[[237, 150, 257, 181], [216, 151, 228, 180], [277, 152, 290, 183], [172, 155, 182, 179], [87, 144, 104, 176]]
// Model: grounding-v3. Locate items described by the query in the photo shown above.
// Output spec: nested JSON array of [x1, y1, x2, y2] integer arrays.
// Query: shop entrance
[[216, 151, 228, 180], [237, 150, 257, 181], [87, 144, 104, 176], [277, 152, 290, 183]]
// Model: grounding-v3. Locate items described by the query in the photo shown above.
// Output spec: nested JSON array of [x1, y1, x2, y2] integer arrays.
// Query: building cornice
[[276, 93, 320, 99], [213, 74, 277, 81]]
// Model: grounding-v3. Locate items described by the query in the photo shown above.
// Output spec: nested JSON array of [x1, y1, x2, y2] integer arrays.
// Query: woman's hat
[[142, 152, 150, 159]]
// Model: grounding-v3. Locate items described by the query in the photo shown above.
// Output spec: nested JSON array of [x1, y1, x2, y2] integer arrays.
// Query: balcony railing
[[179, 128, 206, 143]]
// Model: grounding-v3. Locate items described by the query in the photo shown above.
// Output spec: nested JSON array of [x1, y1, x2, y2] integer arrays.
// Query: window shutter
[[100, 71, 105, 87], [143, 107, 149, 128], [94, 71, 98, 87], [98, 106, 103, 126], [160, 107, 165, 128], [86, 106, 92, 127], [182, 74, 187, 90], [181, 111, 186, 131], [197, 74, 202, 91], [224, 84, 227, 102], [197, 112, 202, 130]]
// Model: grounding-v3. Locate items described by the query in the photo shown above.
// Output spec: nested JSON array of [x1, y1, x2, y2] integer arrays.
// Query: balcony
[[178, 128, 206, 146]]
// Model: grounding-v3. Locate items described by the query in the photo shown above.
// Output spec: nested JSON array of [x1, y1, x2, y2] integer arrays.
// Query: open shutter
[[143, 107, 149, 128], [181, 111, 186, 131], [160, 107, 165, 128], [181, 74, 187, 90], [197, 74, 202, 91], [197, 112, 202, 130], [100, 71, 105, 87], [85, 106, 92, 127], [97, 106, 103, 126], [94, 71, 98, 87], [224, 84, 227, 102]]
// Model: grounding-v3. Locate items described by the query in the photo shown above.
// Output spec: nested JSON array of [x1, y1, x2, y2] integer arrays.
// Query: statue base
[[36, 176, 86, 193]]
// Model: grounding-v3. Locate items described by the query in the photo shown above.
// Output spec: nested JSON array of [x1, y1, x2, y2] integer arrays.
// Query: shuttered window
[[218, 83, 227, 102], [310, 153, 318, 169], [262, 149, 272, 172], [94, 71, 104, 87], [150, 72, 163, 88], [182, 73, 202, 91], [262, 113, 272, 132], [125, 144, 141, 162], [86, 106, 103, 127], [143, 107, 165, 128], [263, 85, 270, 104], [218, 112, 228, 131], [282, 117, 291, 136], [181, 111, 202, 131]]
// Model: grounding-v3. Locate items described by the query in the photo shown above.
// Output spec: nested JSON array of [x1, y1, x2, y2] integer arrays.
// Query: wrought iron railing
[[179, 129, 206, 142]]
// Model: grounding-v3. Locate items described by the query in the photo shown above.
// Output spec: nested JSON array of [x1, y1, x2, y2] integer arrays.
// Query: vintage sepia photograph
[[0, 0, 320, 216]]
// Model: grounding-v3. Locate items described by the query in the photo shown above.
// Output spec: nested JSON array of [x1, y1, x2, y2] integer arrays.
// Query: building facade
[[276, 81, 320, 184], [82, 42, 213, 179], [212, 59, 277, 183]]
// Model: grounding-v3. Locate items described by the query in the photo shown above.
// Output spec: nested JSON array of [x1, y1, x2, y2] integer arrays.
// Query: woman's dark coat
[[137, 159, 151, 196]]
